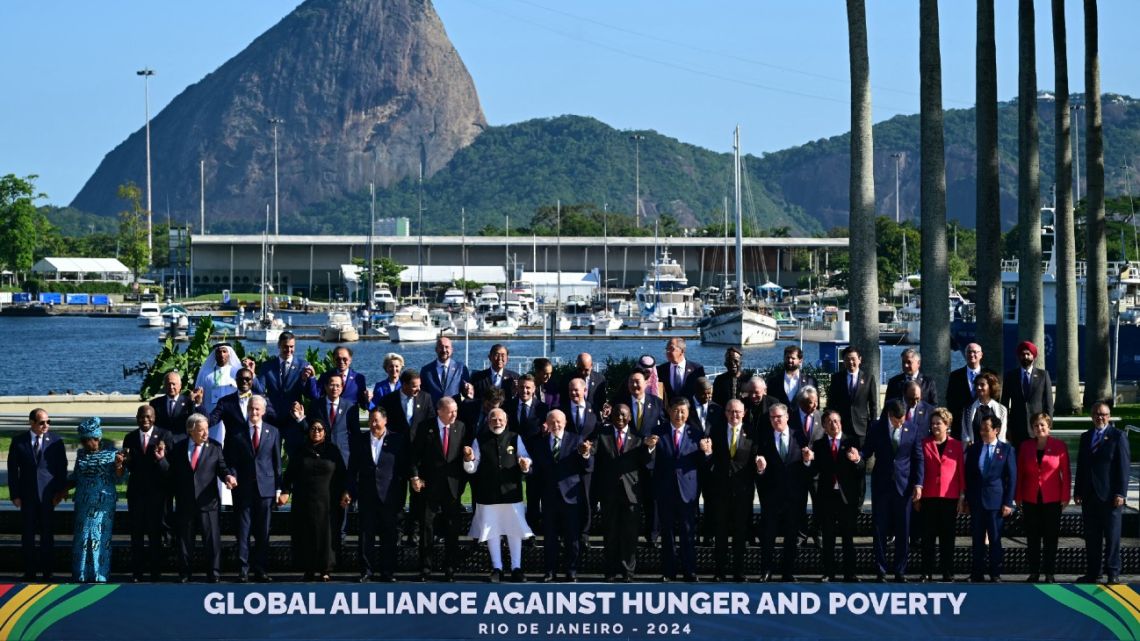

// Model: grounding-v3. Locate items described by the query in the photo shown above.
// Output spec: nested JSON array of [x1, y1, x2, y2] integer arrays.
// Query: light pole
[[631, 134, 645, 228], [892, 152, 907, 289], [136, 68, 155, 262], [268, 117, 284, 292], [1071, 104, 1084, 204]]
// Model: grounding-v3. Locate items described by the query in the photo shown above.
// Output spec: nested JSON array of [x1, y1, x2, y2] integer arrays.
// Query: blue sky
[[2, 0, 1138, 207]]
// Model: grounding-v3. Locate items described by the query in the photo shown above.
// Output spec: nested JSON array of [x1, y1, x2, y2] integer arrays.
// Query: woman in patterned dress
[[71, 417, 124, 582]]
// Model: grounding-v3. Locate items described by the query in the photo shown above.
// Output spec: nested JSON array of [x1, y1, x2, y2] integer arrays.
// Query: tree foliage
[[117, 182, 151, 281], [0, 174, 47, 276]]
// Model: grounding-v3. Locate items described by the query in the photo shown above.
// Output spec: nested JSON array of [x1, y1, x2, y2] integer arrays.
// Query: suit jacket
[[410, 418, 468, 502], [755, 429, 811, 507], [378, 389, 434, 441], [885, 372, 938, 406], [707, 422, 759, 500], [790, 408, 825, 445], [208, 391, 278, 437], [765, 369, 819, 407], [1015, 437, 1071, 505], [471, 367, 520, 402], [563, 370, 607, 414], [810, 435, 867, 506], [161, 437, 232, 512], [1075, 426, 1130, 503], [827, 368, 877, 442], [504, 397, 549, 438], [620, 393, 665, 437], [257, 356, 309, 418], [302, 396, 361, 467], [306, 368, 368, 406], [223, 421, 282, 501], [123, 426, 173, 503], [149, 394, 196, 435], [419, 360, 471, 403], [964, 440, 1016, 511], [348, 430, 409, 509], [743, 397, 774, 439], [529, 430, 593, 504], [862, 417, 925, 499], [712, 371, 750, 407], [919, 436, 965, 500], [7, 431, 68, 504], [658, 360, 706, 404], [687, 400, 724, 437], [1002, 367, 1054, 445], [945, 367, 996, 435], [592, 428, 651, 505], [650, 423, 709, 504], [901, 400, 935, 438], [560, 401, 599, 440]]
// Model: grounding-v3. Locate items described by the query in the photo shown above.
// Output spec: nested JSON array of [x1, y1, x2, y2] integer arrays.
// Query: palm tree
[[1052, 0, 1080, 414], [847, 0, 879, 384], [1084, 0, 1111, 407], [975, 0, 1003, 376], [919, 0, 949, 399], [1018, 0, 1044, 351]]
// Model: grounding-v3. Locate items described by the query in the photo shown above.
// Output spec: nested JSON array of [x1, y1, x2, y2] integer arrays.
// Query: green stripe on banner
[[1037, 585, 1132, 641], [22, 585, 120, 641], [1080, 585, 1140, 641], [9, 585, 79, 641]]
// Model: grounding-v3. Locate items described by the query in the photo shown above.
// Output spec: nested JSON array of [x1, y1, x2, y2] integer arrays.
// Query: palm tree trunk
[[919, 0, 949, 400], [1018, 0, 1044, 352], [1084, 0, 1111, 407], [847, 0, 880, 386], [1052, 0, 1080, 414], [975, 0, 1003, 376]]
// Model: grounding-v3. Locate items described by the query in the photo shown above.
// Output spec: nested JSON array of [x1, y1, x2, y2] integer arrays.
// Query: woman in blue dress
[[71, 417, 124, 582]]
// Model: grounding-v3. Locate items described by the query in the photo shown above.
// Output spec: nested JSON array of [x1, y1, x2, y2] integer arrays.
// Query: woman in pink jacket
[[916, 407, 965, 582], [1015, 412, 1070, 583]]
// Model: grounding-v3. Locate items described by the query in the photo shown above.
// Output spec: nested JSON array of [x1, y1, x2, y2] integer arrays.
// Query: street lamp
[[1071, 104, 1084, 204], [136, 67, 155, 261], [268, 117, 284, 292], [630, 134, 646, 228]]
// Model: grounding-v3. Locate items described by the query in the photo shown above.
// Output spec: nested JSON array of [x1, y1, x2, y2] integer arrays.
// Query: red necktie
[[616, 429, 624, 452], [831, 438, 839, 487], [674, 428, 681, 450], [190, 444, 201, 470], [252, 426, 260, 452], [441, 425, 450, 456], [329, 401, 337, 425]]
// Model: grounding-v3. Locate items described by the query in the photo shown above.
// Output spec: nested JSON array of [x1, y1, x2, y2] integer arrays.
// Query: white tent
[[519, 269, 600, 301], [31, 257, 131, 282], [398, 265, 507, 285]]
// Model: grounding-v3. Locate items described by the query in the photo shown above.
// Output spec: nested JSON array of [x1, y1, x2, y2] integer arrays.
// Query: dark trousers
[[401, 483, 424, 539], [713, 492, 753, 578], [601, 500, 641, 578], [544, 495, 581, 576], [580, 471, 594, 540], [872, 490, 912, 575], [177, 508, 221, 579], [128, 493, 166, 578], [359, 500, 399, 577], [235, 495, 273, 576], [1082, 497, 1123, 577], [658, 495, 698, 578], [525, 477, 543, 532], [969, 506, 1004, 578], [1023, 501, 1062, 576], [921, 497, 958, 577], [20, 499, 55, 578], [419, 495, 462, 573], [761, 497, 804, 577], [817, 488, 858, 578]]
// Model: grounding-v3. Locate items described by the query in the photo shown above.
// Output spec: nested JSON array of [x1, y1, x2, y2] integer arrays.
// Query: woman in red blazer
[[915, 407, 965, 582], [1015, 412, 1071, 583]]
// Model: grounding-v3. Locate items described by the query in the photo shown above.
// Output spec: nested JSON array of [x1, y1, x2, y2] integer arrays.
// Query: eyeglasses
[[336, 357, 351, 362], [1095, 412, 1111, 417], [237, 376, 253, 382], [35, 420, 51, 425]]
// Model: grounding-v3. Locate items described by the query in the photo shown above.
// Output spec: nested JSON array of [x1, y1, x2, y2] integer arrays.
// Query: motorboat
[[137, 302, 163, 328], [441, 287, 466, 308], [635, 247, 699, 320], [319, 309, 360, 343], [475, 312, 519, 336], [372, 285, 397, 311], [429, 308, 458, 336], [386, 305, 437, 343]]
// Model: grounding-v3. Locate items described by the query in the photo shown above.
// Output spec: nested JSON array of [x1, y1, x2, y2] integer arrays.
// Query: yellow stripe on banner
[[1105, 585, 1140, 621], [0, 585, 52, 640]]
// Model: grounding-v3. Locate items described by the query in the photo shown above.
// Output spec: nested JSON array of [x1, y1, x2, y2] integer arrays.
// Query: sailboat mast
[[723, 196, 730, 294], [734, 126, 745, 307]]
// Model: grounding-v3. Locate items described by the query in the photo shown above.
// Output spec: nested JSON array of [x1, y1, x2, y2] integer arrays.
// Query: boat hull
[[699, 309, 779, 346], [320, 327, 360, 343], [387, 324, 437, 343], [246, 328, 284, 343]]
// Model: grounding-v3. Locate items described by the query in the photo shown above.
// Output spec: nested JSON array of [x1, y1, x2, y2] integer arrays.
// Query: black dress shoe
[[236, 574, 249, 584], [253, 574, 273, 583], [893, 574, 908, 583], [660, 575, 673, 583], [605, 574, 618, 582], [21, 572, 37, 582], [733, 575, 747, 583], [206, 576, 220, 584], [1044, 574, 1056, 583], [875, 574, 888, 583], [1108, 575, 1120, 584], [417, 571, 430, 583], [844, 575, 861, 583], [781, 574, 796, 582], [359, 574, 372, 583], [178, 575, 191, 584], [712, 575, 726, 583], [1024, 574, 1040, 583], [150, 573, 163, 583], [131, 574, 144, 584], [489, 569, 502, 584], [969, 574, 986, 583], [443, 570, 455, 583], [566, 574, 578, 583], [511, 569, 526, 583], [1074, 574, 1098, 583], [42, 574, 53, 583], [919, 574, 933, 583], [619, 574, 632, 583], [541, 573, 555, 583]]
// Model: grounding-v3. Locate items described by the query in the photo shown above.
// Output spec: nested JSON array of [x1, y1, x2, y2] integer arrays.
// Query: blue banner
[[64, 294, 89, 305], [38, 293, 62, 305], [12, 293, 31, 303], [91, 295, 110, 306], [7, 583, 1137, 641]]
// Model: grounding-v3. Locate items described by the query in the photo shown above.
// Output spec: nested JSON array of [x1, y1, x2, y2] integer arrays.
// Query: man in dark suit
[[658, 337, 706, 404], [651, 398, 712, 582], [346, 408, 409, 583], [123, 405, 173, 582], [707, 400, 759, 581], [208, 368, 277, 438], [712, 347, 749, 407], [562, 378, 600, 440], [885, 348, 938, 405], [755, 402, 811, 581], [150, 371, 196, 435], [409, 397, 468, 581], [159, 413, 237, 583], [224, 395, 281, 582], [1002, 340, 1054, 448], [305, 345, 369, 408], [565, 352, 607, 414], [1075, 401, 1131, 584], [621, 369, 665, 437], [593, 404, 652, 582], [901, 380, 936, 438], [505, 374, 548, 439], [378, 367, 434, 546], [946, 343, 994, 437], [963, 415, 1016, 582], [855, 399, 925, 582], [765, 345, 819, 407], [742, 377, 774, 439], [809, 409, 866, 582], [420, 337, 471, 403], [7, 408, 68, 581], [470, 343, 520, 403], [529, 409, 594, 582], [790, 385, 825, 445], [688, 378, 723, 437], [826, 346, 877, 445], [254, 331, 309, 458]]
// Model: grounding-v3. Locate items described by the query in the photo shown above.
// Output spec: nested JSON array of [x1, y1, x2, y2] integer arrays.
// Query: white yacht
[[386, 305, 437, 343], [635, 247, 699, 321], [441, 287, 466, 307], [372, 285, 397, 310], [319, 310, 360, 343], [137, 302, 163, 328]]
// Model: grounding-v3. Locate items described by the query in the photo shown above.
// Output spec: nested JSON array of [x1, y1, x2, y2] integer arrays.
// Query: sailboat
[[243, 206, 286, 343], [698, 126, 779, 346]]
